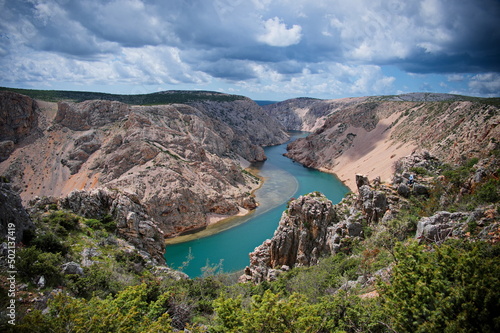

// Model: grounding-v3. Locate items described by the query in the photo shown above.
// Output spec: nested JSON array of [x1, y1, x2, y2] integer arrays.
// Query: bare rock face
[[55, 100, 130, 131], [0, 92, 39, 142], [241, 193, 338, 283], [263, 97, 368, 132], [0, 141, 14, 162], [190, 99, 289, 147], [416, 211, 470, 243], [58, 188, 165, 263], [0, 181, 34, 243], [0, 92, 40, 161], [357, 185, 388, 224]]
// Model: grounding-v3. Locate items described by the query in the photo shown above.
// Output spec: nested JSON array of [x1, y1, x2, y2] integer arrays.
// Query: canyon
[[0, 90, 288, 262], [0, 89, 498, 331], [0, 89, 498, 266]]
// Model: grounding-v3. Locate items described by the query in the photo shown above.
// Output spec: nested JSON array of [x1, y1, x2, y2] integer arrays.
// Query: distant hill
[[0, 87, 246, 105]]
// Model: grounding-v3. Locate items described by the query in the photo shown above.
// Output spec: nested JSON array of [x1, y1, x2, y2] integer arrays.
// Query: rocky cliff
[[242, 151, 499, 283], [263, 96, 368, 131], [0, 180, 34, 243], [0, 91, 288, 262], [0, 91, 40, 161], [284, 96, 499, 190]]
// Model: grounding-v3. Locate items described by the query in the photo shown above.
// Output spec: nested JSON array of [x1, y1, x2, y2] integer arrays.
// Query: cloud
[[257, 17, 302, 47], [468, 73, 500, 97], [0, 0, 498, 98]]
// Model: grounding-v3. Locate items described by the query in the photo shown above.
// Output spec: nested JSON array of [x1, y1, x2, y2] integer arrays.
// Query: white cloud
[[447, 74, 465, 82], [468, 73, 500, 96], [257, 17, 302, 47], [0, 0, 498, 99]]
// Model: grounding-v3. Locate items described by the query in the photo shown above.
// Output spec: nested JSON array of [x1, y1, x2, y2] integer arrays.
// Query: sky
[[0, 0, 499, 101]]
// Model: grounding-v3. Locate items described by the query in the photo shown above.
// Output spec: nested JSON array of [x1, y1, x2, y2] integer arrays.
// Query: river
[[164, 132, 350, 277]]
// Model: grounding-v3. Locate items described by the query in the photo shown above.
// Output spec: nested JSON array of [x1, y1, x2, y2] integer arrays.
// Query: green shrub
[[67, 264, 124, 299], [379, 240, 500, 333], [84, 214, 116, 232], [19, 284, 174, 332], [410, 166, 429, 176], [31, 232, 68, 255], [16, 247, 63, 287], [475, 179, 500, 203], [42, 210, 80, 232]]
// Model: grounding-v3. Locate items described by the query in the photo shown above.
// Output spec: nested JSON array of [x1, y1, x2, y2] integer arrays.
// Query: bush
[[31, 232, 68, 255], [16, 247, 63, 287], [475, 179, 500, 203], [19, 284, 174, 332], [379, 240, 500, 333], [42, 210, 80, 232], [67, 264, 124, 299], [84, 214, 116, 232]]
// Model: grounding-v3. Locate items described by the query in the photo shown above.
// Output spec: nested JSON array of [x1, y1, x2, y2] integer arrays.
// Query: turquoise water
[[164, 132, 350, 277]]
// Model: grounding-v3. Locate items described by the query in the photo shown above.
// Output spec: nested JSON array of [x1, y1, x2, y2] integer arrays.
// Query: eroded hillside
[[284, 97, 499, 189], [0, 91, 288, 261]]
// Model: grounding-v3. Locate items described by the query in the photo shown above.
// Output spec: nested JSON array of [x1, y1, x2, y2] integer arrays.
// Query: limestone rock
[[0, 91, 39, 143], [356, 185, 388, 224], [0, 182, 34, 243], [55, 100, 129, 131], [59, 188, 165, 264], [0, 141, 14, 161], [61, 262, 84, 276], [243, 193, 338, 283], [397, 184, 410, 198], [416, 211, 470, 243]]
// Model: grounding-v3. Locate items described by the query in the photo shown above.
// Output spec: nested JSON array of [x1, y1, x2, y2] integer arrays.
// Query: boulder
[[413, 184, 429, 196], [356, 174, 370, 188], [61, 262, 84, 276], [416, 211, 470, 243], [397, 184, 410, 198]]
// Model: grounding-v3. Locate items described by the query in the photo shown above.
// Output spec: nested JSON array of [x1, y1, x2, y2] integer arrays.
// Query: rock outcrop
[[0, 91, 40, 161], [0, 181, 34, 243], [241, 192, 364, 283], [55, 188, 166, 263]]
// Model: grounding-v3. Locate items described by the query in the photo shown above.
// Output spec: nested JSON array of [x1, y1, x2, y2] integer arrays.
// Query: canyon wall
[[284, 97, 499, 190], [0, 92, 288, 261]]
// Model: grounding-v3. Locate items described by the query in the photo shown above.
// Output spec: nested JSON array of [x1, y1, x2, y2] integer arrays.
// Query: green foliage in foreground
[[8, 239, 499, 332], [17, 284, 173, 333], [380, 240, 500, 333]]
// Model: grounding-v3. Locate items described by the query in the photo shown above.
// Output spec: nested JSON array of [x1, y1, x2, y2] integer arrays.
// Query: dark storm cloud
[[0, 0, 499, 97]]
